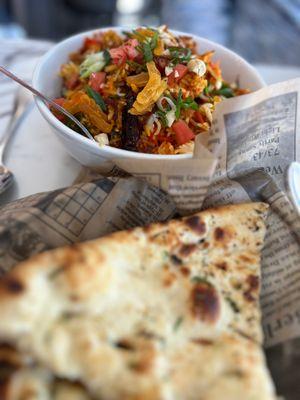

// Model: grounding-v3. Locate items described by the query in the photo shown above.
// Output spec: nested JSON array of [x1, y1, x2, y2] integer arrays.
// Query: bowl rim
[[32, 26, 265, 160]]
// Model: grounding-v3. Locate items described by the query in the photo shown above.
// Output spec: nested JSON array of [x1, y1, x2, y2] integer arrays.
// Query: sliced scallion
[[86, 86, 107, 112]]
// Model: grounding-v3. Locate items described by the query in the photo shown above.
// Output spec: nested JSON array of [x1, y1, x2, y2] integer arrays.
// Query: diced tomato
[[110, 39, 139, 65], [82, 37, 100, 52], [193, 110, 205, 123], [65, 73, 79, 90], [123, 38, 139, 60], [172, 120, 195, 145], [89, 72, 106, 92], [109, 47, 127, 65], [168, 64, 188, 85]]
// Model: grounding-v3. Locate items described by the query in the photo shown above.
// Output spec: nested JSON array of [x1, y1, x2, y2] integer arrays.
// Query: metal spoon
[[0, 66, 95, 141]]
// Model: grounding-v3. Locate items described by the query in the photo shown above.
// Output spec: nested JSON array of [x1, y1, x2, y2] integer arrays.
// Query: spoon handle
[[0, 66, 95, 141]]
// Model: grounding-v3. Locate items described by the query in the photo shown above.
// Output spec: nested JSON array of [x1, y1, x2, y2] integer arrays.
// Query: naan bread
[[0, 202, 276, 399], [0, 333, 93, 399], [1, 369, 92, 400]]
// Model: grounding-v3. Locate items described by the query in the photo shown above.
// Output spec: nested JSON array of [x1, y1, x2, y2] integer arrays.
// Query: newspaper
[[115, 143, 217, 215], [203, 78, 300, 348], [0, 78, 300, 354], [0, 177, 176, 274]]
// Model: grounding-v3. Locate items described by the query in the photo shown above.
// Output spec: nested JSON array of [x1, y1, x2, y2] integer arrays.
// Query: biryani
[[53, 26, 248, 154]]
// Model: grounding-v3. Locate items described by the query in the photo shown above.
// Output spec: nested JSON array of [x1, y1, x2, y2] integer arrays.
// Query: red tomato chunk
[[89, 72, 106, 92], [172, 120, 195, 145], [168, 64, 188, 85]]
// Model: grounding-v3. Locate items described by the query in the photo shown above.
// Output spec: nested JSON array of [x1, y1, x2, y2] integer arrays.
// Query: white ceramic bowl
[[33, 27, 265, 168]]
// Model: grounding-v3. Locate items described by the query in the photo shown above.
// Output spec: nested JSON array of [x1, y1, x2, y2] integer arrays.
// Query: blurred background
[[0, 0, 299, 66]]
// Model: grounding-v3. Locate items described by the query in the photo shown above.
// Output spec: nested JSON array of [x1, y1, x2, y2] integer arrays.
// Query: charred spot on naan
[[213, 225, 235, 245], [0, 344, 23, 362], [184, 215, 206, 235], [170, 254, 183, 265], [179, 244, 197, 257], [61, 243, 87, 264], [162, 269, 177, 287], [180, 266, 190, 277], [0, 344, 30, 398], [148, 228, 178, 248], [0, 380, 9, 400], [190, 281, 220, 324], [1, 278, 24, 295], [48, 242, 111, 299], [215, 261, 228, 271], [239, 254, 258, 264], [127, 342, 157, 375], [114, 339, 135, 351], [243, 274, 259, 302], [191, 338, 214, 346]]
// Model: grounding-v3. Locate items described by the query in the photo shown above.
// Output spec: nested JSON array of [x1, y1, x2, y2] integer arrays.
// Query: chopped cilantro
[[128, 361, 140, 370], [174, 89, 198, 119], [103, 49, 111, 65], [150, 30, 159, 50], [226, 297, 240, 313], [136, 30, 159, 63], [61, 311, 81, 320], [214, 87, 234, 98], [204, 86, 210, 96], [122, 30, 133, 38], [126, 60, 147, 71], [142, 42, 153, 62], [156, 110, 168, 127], [192, 276, 211, 285], [173, 316, 184, 331], [169, 46, 191, 65], [86, 86, 107, 112], [212, 83, 234, 98], [175, 89, 183, 119], [48, 267, 64, 280], [181, 97, 198, 110]]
